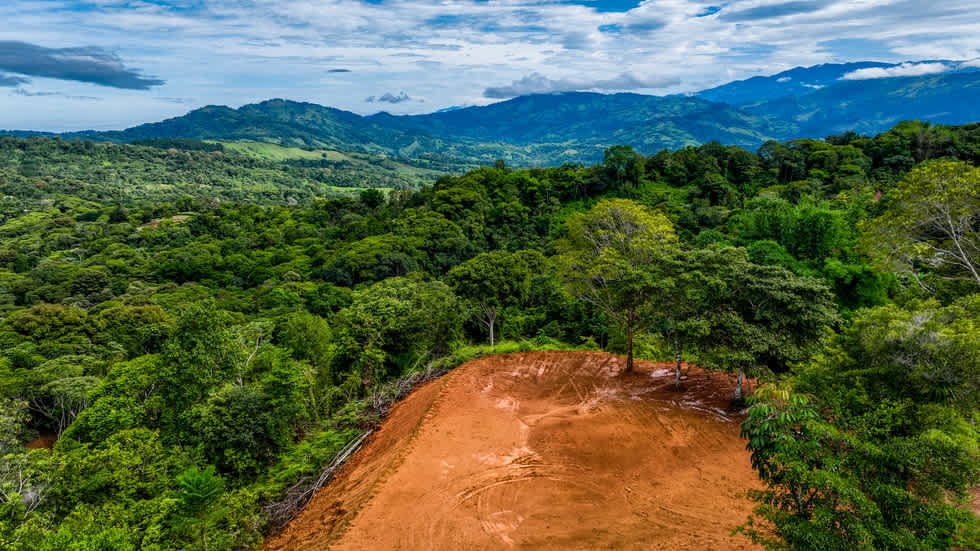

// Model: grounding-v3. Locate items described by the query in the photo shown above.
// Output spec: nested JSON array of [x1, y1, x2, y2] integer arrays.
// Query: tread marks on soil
[[275, 352, 760, 551]]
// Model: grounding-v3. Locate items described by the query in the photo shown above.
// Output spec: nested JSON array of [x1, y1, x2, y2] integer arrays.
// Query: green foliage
[[671, 246, 841, 400], [741, 299, 980, 550], [0, 120, 976, 550], [334, 276, 462, 388], [447, 250, 535, 346], [862, 160, 980, 292], [175, 465, 224, 521], [557, 199, 677, 371], [0, 136, 432, 217]]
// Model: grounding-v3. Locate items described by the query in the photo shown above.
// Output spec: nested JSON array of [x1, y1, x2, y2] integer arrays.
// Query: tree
[[190, 383, 294, 478], [862, 160, 980, 290], [741, 297, 980, 550], [695, 247, 839, 401], [557, 199, 677, 372], [447, 251, 533, 346], [334, 276, 462, 389], [276, 312, 334, 420], [157, 301, 242, 443], [175, 465, 224, 551], [35, 376, 99, 436], [602, 145, 645, 189], [646, 249, 722, 389], [320, 234, 421, 286]]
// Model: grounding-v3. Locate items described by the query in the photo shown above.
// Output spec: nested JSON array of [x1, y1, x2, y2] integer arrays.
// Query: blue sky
[[0, 0, 977, 131]]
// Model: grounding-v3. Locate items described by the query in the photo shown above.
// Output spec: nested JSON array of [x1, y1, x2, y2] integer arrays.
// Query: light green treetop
[[862, 160, 980, 290]]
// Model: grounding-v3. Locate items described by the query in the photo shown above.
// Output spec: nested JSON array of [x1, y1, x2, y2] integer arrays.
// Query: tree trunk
[[673, 334, 682, 389], [481, 304, 498, 347], [625, 322, 634, 373], [734, 366, 744, 401]]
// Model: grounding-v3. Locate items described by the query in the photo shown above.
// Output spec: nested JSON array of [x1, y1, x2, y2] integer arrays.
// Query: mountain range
[[6, 60, 980, 166]]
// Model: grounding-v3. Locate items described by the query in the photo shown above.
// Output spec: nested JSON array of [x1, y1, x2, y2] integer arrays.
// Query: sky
[[0, 0, 978, 131]]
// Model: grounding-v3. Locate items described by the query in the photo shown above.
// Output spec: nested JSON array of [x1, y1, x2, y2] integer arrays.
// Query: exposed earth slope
[[265, 351, 761, 550]]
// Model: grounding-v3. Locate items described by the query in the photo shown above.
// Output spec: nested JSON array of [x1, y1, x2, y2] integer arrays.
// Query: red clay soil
[[265, 351, 762, 550], [25, 433, 57, 449]]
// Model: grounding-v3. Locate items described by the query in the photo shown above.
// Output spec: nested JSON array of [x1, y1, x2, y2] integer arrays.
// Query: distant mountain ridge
[[5, 60, 980, 165], [694, 61, 895, 105]]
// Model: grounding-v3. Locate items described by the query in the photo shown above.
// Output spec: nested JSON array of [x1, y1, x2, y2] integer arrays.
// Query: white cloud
[[366, 91, 413, 104], [484, 72, 680, 98], [0, 0, 979, 130], [840, 61, 952, 80]]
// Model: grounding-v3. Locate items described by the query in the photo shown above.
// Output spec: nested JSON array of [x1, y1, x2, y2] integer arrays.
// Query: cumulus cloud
[[841, 62, 951, 80], [365, 91, 412, 103], [960, 58, 980, 68], [484, 72, 680, 98], [0, 41, 164, 90]]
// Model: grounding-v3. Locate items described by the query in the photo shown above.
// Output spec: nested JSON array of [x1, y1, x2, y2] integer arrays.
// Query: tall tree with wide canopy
[[557, 199, 677, 372], [646, 248, 725, 389]]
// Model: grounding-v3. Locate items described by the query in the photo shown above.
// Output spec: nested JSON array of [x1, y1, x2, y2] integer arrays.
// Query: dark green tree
[[447, 251, 533, 346], [741, 297, 980, 550]]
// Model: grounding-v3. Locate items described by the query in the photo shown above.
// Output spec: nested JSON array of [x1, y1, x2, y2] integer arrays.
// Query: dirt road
[[265, 351, 761, 550]]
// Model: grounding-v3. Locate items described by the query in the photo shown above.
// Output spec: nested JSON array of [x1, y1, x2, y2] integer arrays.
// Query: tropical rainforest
[[0, 119, 978, 550]]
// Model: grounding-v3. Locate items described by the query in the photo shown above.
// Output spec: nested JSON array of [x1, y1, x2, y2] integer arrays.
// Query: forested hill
[[368, 93, 773, 154], [6, 61, 980, 166], [694, 61, 897, 105], [0, 118, 978, 549], [0, 135, 453, 218]]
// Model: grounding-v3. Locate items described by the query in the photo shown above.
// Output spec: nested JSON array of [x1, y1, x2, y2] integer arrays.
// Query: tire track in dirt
[[265, 351, 762, 550], [264, 374, 451, 551]]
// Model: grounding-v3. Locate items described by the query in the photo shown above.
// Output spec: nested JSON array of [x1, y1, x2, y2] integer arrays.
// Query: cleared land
[[265, 351, 762, 550]]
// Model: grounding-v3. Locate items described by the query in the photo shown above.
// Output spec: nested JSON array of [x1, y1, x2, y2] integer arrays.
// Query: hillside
[[742, 71, 980, 138], [265, 351, 760, 550], [0, 136, 448, 216], [7, 61, 980, 166], [67, 101, 438, 156], [0, 118, 976, 550], [695, 61, 896, 105], [372, 93, 775, 158]]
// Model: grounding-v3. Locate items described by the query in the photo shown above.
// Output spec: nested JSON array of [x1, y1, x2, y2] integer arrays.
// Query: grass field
[[218, 141, 351, 162]]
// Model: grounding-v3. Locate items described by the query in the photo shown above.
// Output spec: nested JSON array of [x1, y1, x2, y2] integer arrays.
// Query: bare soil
[[265, 351, 762, 550], [25, 433, 57, 449]]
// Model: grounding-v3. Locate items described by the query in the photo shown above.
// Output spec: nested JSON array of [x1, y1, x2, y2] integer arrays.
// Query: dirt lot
[[265, 351, 762, 550]]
